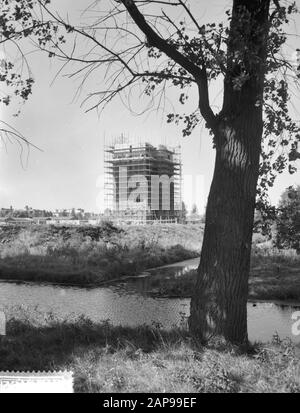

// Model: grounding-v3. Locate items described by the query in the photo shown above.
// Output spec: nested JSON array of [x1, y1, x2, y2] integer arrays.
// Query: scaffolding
[[104, 136, 182, 224]]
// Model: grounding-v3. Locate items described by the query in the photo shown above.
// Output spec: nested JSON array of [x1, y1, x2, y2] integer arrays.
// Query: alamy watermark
[[291, 311, 300, 336], [0, 311, 6, 336], [117, 166, 177, 211], [96, 167, 206, 213], [291, 49, 300, 74]]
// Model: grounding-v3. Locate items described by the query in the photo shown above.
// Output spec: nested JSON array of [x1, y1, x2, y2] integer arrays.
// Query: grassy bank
[[0, 311, 299, 393], [0, 224, 299, 303], [0, 223, 201, 285], [145, 249, 300, 302]]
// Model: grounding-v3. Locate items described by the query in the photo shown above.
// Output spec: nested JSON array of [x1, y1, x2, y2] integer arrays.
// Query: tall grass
[[0, 309, 299, 393], [249, 246, 300, 301], [0, 223, 202, 285], [143, 247, 300, 302]]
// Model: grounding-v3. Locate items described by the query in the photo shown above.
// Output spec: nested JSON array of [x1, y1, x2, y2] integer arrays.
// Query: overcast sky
[[0, 0, 299, 214]]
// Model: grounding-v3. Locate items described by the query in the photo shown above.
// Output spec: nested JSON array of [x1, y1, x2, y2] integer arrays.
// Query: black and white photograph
[[0, 0, 300, 396]]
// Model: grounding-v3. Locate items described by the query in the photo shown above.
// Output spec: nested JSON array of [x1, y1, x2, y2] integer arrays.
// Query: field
[[0, 309, 299, 393], [0, 223, 201, 285]]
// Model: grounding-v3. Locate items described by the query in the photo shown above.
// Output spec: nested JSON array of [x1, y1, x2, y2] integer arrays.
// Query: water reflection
[[0, 256, 299, 344]]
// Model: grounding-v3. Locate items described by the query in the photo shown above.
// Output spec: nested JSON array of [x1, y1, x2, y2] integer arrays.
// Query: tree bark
[[189, 115, 262, 345], [189, 0, 271, 345]]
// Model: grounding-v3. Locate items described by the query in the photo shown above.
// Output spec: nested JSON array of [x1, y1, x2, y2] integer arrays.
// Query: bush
[[275, 186, 300, 254]]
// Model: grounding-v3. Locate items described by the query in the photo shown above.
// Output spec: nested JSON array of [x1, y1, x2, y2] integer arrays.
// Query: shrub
[[275, 186, 300, 254]]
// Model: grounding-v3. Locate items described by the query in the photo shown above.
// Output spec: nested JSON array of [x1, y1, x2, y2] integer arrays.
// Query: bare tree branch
[[119, 0, 217, 128], [0, 121, 43, 152]]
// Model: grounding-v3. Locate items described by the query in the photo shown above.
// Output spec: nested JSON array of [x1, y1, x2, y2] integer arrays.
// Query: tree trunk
[[189, 115, 262, 345], [189, 0, 271, 345]]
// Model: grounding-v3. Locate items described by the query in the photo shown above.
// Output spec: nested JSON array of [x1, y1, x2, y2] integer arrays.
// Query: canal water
[[0, 258, 299, 343]]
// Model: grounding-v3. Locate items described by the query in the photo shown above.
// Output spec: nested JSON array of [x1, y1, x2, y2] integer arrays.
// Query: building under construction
[[104, 137, 182, 224]]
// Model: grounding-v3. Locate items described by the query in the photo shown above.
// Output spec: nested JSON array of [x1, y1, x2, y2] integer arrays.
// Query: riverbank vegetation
[[0, 223, 299, 304], [145, 247, 300, 302], [0, 310, 299, 393], [0, 223, 201, 285]]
